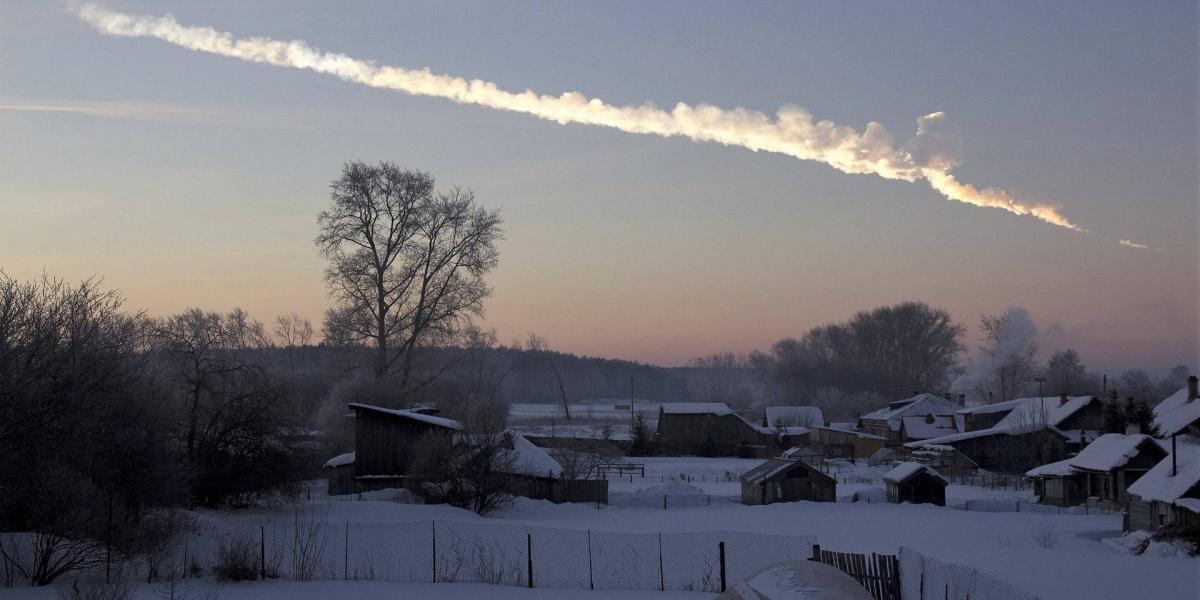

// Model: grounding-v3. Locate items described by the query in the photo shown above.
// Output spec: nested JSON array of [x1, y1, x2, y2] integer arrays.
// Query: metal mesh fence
[[239, 516, 816, 593], [898, 547, 1041, 600]]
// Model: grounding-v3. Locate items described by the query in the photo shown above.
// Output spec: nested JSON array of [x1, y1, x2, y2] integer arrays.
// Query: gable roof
[[764, 406, 825, 427], [1154, 387, 1200, 436], [782, 446, 824, 459], [348, 403, 462, 430], [323, 451, 355, 468], [740, 458, 832, 485], [1069, 434, 1165, 472], [1026, 458, 1075, 477], [860, 394, 962, 430], [883, 461, 947, 484], [505, 432, 563, 478], [660, 402, 734, 416], [1127, 437, 1200, 503], [900, 415, 958, 440]]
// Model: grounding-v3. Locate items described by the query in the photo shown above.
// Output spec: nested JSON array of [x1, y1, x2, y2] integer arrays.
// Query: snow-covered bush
[[213, 534, 258, 582], [55, 579, 131, 600]]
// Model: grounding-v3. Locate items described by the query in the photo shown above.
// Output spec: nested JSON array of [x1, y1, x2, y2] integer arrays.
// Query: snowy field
[[4, 457, 1195, 600], [507, 400, 663, 439]]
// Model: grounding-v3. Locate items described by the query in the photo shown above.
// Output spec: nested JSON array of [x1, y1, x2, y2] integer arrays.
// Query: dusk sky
[[1, 1, 1196, 373]]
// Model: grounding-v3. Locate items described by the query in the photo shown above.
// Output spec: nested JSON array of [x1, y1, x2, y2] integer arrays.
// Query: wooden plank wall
[[812, 546, 901, 600]]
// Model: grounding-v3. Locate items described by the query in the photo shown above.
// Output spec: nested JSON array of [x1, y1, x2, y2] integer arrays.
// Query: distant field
[[507, 400, 664, 439]]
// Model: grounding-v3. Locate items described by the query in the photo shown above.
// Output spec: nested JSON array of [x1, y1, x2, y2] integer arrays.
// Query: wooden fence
[[810, 544, 900, 600]]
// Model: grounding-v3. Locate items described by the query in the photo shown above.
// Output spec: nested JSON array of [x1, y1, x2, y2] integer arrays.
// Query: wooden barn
[[655, 403, 765, 455], [808, 426, 886, 461], [1126, 437, 1200, 531], [740, 458, 836, 505], [884, 462, 947, 506], [350, 403, 462, 482]]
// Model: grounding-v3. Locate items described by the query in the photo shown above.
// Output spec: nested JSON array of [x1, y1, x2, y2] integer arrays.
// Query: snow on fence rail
[[899, 546, 1041, 600], [184, 518, 819, 593]]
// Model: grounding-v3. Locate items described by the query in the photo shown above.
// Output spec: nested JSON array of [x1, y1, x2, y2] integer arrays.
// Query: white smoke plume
[[78, 4, 1100, 234], [950, 306, 1040, 405]]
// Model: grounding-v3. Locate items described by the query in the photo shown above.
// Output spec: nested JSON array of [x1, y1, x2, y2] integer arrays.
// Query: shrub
[[213, 534, 258, 582], [56, 580, 131, 600]]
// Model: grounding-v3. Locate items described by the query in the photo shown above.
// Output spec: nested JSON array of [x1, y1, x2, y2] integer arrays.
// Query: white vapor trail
[[78, 4, 1100, 234]]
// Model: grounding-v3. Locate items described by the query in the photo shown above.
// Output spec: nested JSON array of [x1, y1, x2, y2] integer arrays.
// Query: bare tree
[[316, 162, 503, 389], [525, 334, 570, 420], [274, 312, 314, 371]]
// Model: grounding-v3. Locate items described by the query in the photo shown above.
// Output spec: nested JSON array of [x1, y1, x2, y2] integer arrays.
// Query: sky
[[1, 1, 1196, 374]]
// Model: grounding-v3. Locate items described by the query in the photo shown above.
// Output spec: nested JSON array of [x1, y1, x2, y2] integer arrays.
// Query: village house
[[1126, 437, 1200, 531], [655, 402, 765, 455], [808, 426, 886, 461], [905, 445, 978, 479], [740, 457, 837, 505], [906, 394, 1104, 473], [1026, 433, 1167, 508], [858, 393, 963, 445], [883, 462, 947, 506]]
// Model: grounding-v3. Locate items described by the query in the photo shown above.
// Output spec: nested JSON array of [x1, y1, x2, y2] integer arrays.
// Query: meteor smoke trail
[[78, 4, 1090, 233]]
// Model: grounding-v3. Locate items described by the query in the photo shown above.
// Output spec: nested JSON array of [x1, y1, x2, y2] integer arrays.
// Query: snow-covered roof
[[782, 446, 824, 459], [741, 457, 828, 485], [764, 406, 825, 427], [811, 426, 885, 440], [1154, 387, 1200, 436], [323, 451, 354, 468], [860, 394, 961, 430], [1175, 498, 1200, 513], [504, 432, 562, 478], [828, 422, 857, 431], [900, 415, 958, 440], [1070, 434, 1164, 472], [1128, 437, 1200, 503], [908, 396, 1097, 449], [1026, 458, 1075, 477], [348, 403, 462, 430], [660, 402, 734, 416], [883, 462, 947, 484]]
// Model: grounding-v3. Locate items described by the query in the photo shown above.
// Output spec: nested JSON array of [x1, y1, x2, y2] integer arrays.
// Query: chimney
[[1059, 392, 1068, 407], [1189, 375, 1198, 401], [957, 393, 966, 406]]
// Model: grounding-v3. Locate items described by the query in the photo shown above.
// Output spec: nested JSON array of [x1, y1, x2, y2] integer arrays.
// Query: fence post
[[259, 525, 265, 580], [343, 521, 349, 580], [526, 533, 533, 588], [658, 532, 665, 591], [431, 521, 437, 583], [587, 530, 594, 590], [719, 541, 726, 592], [663, 495, 667, 510]]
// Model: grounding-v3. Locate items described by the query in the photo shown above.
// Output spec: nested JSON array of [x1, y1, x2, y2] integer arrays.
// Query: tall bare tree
[[316, 162, 502, 390]]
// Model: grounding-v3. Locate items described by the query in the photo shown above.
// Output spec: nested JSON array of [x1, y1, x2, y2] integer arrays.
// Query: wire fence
[[899, 547, 1041, 600], [608, 492, 739, 509], [944, 497, 1119, 515], [190, 517, 819, 593]]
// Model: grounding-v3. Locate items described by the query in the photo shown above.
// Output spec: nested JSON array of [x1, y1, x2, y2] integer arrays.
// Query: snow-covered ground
[[3, 580, 709, 600], [4, 457, 1195, 600]]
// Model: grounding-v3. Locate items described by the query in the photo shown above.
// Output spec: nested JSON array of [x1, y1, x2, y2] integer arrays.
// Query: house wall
[[811, 428, 885, 461], [859, 419, 897, 444], [946, 430, 1068, 473], [1057, 400, 1103, 431]]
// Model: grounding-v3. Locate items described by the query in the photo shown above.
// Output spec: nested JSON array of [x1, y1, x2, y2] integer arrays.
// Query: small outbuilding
[[1126, 437, 1200, 531], [741, 458, 837, 505], [883, 462, 947, 506]]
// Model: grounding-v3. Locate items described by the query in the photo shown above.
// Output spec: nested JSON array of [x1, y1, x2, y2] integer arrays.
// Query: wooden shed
[[345, 403, 462, 491], [1026, 458, 1085, 507], [740, 458, 836, 505], [883, 462, 947, 506]]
